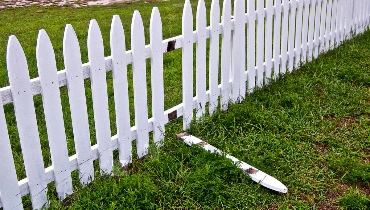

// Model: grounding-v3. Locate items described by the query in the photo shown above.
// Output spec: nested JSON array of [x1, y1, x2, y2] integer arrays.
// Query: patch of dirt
[[314, 142, 330, 154], [317, 182, 350, 210], [336, 116, 358, 128]]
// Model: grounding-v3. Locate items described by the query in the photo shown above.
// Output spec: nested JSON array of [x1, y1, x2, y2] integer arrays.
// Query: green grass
[[0, 1, 370, 209]]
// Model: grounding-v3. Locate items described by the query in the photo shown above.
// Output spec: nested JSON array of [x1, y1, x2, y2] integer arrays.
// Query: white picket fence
[[0, 0, 369, 209]]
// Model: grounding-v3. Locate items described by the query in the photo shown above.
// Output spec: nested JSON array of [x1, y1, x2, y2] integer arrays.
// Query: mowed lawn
[[0, 1, 370, 209]]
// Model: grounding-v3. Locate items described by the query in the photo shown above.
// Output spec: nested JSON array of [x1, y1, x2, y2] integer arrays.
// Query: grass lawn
[[0, 1, 370, 209]]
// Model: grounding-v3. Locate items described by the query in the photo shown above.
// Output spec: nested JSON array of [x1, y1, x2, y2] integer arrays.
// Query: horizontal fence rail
[[1, 0, 370, 209]]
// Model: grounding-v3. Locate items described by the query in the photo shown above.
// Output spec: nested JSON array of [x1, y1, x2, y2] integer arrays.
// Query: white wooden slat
[[301, 0, 310, 64], [319, 0, 327, 54], [220, 0, 231, 110], [88, 20, 113, 174], [330, 0, 337, 49], [36, 29, 73, 199], [337, 0, 344, 44], [280, 0, 289, 74], [343, 0, 348, 39], [324, 0, 332, 51], [288, 0, 297, 73], [363, 0, 368, 30], [368, 0, 370, 28], [209, 0, 220, 115], [365, 1, 370, 30], [354, 0, 360, 34], [0, 104, 22, 209], [335, 0, 341, 46], [256, 0, 265, 87], [344, 0, 350, 41], [361, 0, 366, 33], [265, 0, 273, 84], [294, 0, 304, 69], [196, 0, 207, 118], [7, 35, 48, 209], [247, 0, 256, 92], [307, 0, 317, 62], [110, 15, 132, 167], [150, 8, 165, 146], [63, 24, 94, 185], [273, 0, 282, 79], [182, 0, 193, 130], [345, 0, 352, 39], [313, 0, 322, 58], [132, 11, 150, 158], [232, 0, 245, 102]]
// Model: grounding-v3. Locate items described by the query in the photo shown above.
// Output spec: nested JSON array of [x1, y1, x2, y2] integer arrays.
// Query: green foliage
[[338, 188, 370, 210], [329, 157, 370, 185]]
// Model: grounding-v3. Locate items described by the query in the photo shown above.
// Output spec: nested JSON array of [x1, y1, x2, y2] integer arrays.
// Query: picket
[[232, 0, 245, 101], [36, 30, 73, 199], [196, 0, 207, 118], [294, 0, 304, 69], [280, 0, 289, 74], [88, 20, 113, 174], [301, 0, 309, 64], [265, 0, 273, 84], [150, 7, 165, 146], [288, 0, 297, 72], [325, 0, 332, 51], [319, 0, 327, 53], [334, 0, 341, 46], [0, 104, 22, 209], [209, 0, 220, 114], [247, 0, 256, 91], [256, 0, 265, 87], [1, 0, 370, 208], [307, 0, 317, 62], [314, 0, 322, 58], [182, 0, 193, 130], [132, 11, 149, 158], [330, 0, 337, 49], [64, 24, 94, 185], [273, 0, 282, 78], [7, 36, 48, 209], [220, 0, 231, 110], [110, 15, 132, 167]]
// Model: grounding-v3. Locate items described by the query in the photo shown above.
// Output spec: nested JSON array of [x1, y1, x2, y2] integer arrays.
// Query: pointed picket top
[[88, 19, 105, 58], [7, 35, 48, 209], [210, 0, 219, 24], [150, 7, 165, 146], [63, 24, 94, 185], [131, 10, 149, 158], [37, 29, 73, 199], [220, 0, 231, 111], [88, 19, 113, 175], [110, 15, 132, 167], [182, 0, 194, 130], [64, 24, 83, 65]]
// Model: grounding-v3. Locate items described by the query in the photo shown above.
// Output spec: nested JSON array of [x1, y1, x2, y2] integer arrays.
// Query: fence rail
[[0, 0, 369, 209]]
